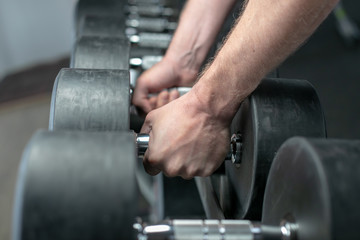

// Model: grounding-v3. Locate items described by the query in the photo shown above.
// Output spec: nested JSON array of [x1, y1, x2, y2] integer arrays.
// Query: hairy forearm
[[165, 0, 237, 76], [193, 0, 338, 121]]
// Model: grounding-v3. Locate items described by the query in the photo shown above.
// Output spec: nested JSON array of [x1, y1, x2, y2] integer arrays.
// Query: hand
[[132, 58, 197, 114], [140, 90, 231, 179]]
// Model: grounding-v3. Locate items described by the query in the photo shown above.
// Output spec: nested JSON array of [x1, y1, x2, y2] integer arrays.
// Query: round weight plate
[[77, 15, 126, 38], [262, 137, 360, 240], [13, 130, 138, 240], [71, 36, 130, 70], [49, 68, 130, 131], [222, 78, 327, 220], [75, 0, 125, 31]]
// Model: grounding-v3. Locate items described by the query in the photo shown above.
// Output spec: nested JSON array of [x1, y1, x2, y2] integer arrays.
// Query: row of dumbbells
[[13, 1, 360, 240], [14, 1, 188, 240]]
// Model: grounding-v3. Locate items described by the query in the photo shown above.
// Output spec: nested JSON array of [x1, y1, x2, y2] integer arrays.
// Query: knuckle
[[182, 167, 199, 179], [145, 157, 158, 166], [164, 165, 179, 177], [199, 169, 212, 177]]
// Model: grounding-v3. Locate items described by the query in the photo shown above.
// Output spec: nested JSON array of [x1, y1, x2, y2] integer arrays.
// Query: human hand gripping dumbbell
[[49, 68, 191, 132], [14, 76, 333, 240], [129, 55, 191, 106], [49, 66, 326, 220], [135, 134, 360, 240]]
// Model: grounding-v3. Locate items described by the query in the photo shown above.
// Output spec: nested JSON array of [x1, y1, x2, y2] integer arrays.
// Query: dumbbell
[[129, 48, 165, 87], [12, 130, 140, 240], [126, 17, 177, 32], [129, 55, 162, 87], [51, 72, 326, 216], [71, 11, 131, 70], [14, 132, 360, 240], [77, 15, 126, 38], [135, 137, 360, 240], [128, 0, 177, 7], [75, 0, 125, 30], [50, 68, 326, 216], [130, 46, 164, 58], [49, 68, 190, 132], [71, 36, 130, 70], [191, 78, 326, 220], [13, 78, 328, 240], [71, 38, 165, 71], [130, 55, 163, 70], [129, 32, 172, 49], [126, 4, 178, 18]]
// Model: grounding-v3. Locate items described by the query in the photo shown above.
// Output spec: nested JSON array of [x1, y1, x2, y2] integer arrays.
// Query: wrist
[[162, 53, 199, 86], [187, 79, 240, 126]]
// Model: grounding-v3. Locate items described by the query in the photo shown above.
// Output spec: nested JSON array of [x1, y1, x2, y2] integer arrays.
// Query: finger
[[133, 86, 153, 113], [140, 114, 152, 133], [156, 91, 170, 108], [169, 89, 180, 101], [133, 96, 153, 114], [143, 148, 161, 176], [149, 96, 157, 110]]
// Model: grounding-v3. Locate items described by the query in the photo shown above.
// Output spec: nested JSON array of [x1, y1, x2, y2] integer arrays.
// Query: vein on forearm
[[194, 0, 339, 121], [165, 0, 237, 74]]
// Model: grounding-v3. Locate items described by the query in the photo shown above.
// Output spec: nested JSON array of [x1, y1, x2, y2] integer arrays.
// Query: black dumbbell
[[130, 46, 164, 58], [126, 4, 178, 18], [49, 68, 190, 132], [49, 69, 130, 131], [128, 0, 177, 7], [71, 36, 167, 71], [77, 15, 126, 38], [16, 131, 359, 240], [130, 55, 163, 70], [208, 78, 326, 220], [12, 130, 139, 240], [75, 0, 125, 30], [129, 55, 162, 87], [71, 36, 130, 70], [129, 32, 172, 49], [126, 17, 177, 32], [50, 71, 326, 218], [129, 78, 327, 220], [14, 78, 329, 240], [136, 137, 360, 240]]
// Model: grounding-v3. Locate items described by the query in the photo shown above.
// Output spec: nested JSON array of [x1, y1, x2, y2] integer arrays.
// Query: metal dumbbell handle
[[127, 5, 176, 17], [136, 133, 242, 164], [130, 55, 163, 70], [134, 219, 297, 240], [130, 33, 172, 49], [126, 18, 177, 32], [130, 87, 192, 99]]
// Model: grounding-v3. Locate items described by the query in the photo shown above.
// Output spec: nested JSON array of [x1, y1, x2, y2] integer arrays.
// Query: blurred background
[[0, 0, 359, 240]]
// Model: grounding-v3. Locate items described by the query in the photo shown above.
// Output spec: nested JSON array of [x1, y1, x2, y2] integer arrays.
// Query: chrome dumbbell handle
[[135, 219, 297, 240], [126, 18, 177, 32], [130, 55, 163, 70], [130, 33, 172, 49], [136, 133, 149, 156]]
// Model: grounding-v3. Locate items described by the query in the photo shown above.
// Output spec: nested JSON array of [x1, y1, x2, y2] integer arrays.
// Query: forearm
[[193, 0, 338, 121], [165, 0, 237, 77]]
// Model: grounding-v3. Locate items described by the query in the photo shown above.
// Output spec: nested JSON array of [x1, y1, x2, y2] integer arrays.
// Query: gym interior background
[[0, 0, 359, 239]]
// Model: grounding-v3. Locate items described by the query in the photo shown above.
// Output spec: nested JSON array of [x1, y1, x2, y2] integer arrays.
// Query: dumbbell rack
[[12, 1, 360, 240]]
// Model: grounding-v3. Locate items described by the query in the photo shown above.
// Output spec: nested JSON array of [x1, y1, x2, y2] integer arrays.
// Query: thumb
[[133, 87, 153, 114]]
